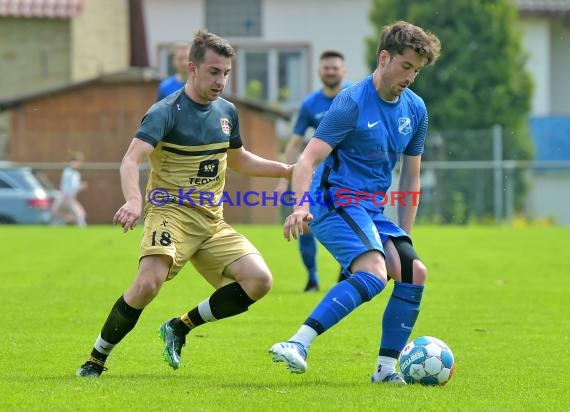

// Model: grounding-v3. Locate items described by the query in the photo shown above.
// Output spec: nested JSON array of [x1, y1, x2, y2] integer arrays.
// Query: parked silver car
[[0, 162, 59, 224]]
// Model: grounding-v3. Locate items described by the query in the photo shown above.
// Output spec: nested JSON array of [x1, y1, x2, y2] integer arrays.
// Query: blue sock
[[380, 282, 424, 358], [299, 233, 318, 283], [304, 271, 385, 334]]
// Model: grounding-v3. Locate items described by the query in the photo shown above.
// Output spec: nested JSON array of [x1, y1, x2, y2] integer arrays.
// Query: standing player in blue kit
[[269, 21, 441, 385]]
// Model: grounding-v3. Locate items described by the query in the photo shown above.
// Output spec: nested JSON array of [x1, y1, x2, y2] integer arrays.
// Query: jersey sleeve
[[292, 102, 312, 136], [313, 92, 358, 148], [134, 106, 174, 147], [404, 112, 428, 156], [229, 109, 243, 149]]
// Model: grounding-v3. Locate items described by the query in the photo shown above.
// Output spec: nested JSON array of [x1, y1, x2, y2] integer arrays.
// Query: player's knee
[[246, 269, 273, 300], [373, 272, 389, 284], [130, 269, 165, 303], [133, 278, 162, 302], [130, 256, 170, 303], [351, 251, 388, 284], [256, 269, 273, 296], [412, 260, 428, 285]]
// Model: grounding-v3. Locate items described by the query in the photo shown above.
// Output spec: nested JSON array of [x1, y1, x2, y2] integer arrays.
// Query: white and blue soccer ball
[[399, 336, 455, 385]]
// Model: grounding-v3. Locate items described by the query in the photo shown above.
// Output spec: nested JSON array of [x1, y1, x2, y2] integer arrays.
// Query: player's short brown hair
[[319, 50, 345, 61], [189, 30, 235, 65], [377, 21, 441, 66]]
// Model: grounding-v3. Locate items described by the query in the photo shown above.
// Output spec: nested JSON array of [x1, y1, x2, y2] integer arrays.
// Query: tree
[[367, 0, 533, 223]]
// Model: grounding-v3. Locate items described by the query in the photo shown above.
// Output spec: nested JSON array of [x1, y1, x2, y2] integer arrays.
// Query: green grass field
[[1, 225, 569, 411]]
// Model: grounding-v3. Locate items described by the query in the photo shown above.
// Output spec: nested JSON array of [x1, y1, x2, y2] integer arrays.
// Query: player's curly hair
[[377, 21, 441, 66], [190, 29, 236, 65]]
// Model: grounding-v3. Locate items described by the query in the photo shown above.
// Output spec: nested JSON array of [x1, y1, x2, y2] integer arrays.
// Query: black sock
[[209, 282, 255, 319], [100, 295, 143, 344], [170, 317, 192, 335], [170, 307, 206, 335], [89, 349, 108, 364], [170, 283, 256, 336]]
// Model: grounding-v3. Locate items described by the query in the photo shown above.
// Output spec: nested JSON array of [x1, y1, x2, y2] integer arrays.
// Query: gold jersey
[[135, 89, 243, 219]]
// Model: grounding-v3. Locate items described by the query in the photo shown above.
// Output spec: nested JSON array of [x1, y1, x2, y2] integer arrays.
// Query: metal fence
[[414, 160, 570, 225], [11, 125, 570, 226], [388, 125, 570, 225]]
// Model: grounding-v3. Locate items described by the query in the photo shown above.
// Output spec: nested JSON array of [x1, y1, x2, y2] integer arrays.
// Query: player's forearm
[[291, 161, 313, 213], [398, 204, 418, 235], [231, 151, 292, 178], [284, 149, 299, 165], [397, 175, 420, 234], [119, 156, 142, 203], [277, 143, 299, 186], [282, 134, 303, 164], [252, 159, 292, 178]]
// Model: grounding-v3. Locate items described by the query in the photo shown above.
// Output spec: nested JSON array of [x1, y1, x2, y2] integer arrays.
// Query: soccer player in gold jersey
[[76, 30, 293, 377]]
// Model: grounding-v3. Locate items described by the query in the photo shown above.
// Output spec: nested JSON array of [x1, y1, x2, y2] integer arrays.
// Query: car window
[[7, 168, 38, 190], [0, 177, 13, 188]]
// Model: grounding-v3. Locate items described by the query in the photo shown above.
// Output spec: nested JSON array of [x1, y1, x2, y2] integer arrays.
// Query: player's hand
[[274, 178, 288, 197], [284, 209, 313, 241], [113, 199, 142, 233], [284, 164, 295, 181]]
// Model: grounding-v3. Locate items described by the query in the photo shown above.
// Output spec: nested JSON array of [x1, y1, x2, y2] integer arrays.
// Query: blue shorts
[[308, 205, 409, 273]]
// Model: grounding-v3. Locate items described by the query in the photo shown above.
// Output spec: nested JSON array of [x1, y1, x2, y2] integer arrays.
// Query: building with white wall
[[142, 0, 373, 109], [519, 11, 570, 116], [142, 0, 569, 115], [518, 1, 570, 224]]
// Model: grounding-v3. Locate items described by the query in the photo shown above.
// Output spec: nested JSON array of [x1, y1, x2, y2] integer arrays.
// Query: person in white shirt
[[51, 151, 87, 226]]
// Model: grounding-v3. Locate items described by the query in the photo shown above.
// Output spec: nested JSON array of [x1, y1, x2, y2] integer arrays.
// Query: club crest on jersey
[[220, 118, 231, 136], [398, 117, 412, 135]]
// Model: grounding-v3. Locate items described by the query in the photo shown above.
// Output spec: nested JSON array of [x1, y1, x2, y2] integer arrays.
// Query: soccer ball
[[399, 336, 455, 385]]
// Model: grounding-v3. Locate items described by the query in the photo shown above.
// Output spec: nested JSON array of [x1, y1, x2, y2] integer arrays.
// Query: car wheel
[[0, 215, 15, 224]]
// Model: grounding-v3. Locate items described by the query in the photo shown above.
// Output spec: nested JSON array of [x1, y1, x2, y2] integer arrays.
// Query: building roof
[[518, 0, 570, 16], [0, 68, 159, 112], [0, 67, 292, 120], [0, 0, 83, 18]]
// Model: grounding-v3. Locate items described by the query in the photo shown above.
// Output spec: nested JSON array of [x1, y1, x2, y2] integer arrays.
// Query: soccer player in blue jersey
[[156, 43, 190, 101], [275, 50, 350, 292], [269, 21, 441, 385]]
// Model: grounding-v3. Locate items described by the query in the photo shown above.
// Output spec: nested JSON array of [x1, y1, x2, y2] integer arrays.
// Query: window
[[205, 0, 261, 37], [233, 46, 308, 108], [156, 45, 180, 79], [155, 42, 310, 108], [278, 51, 304, 104], [244, 52, 268, 100], [0, 177, 13, 189]]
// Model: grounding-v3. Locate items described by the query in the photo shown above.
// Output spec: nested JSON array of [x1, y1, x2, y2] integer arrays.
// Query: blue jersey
[[310, 75, 428, 213], [293, 83, 351, 140], [157, 75, 186, 101]]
